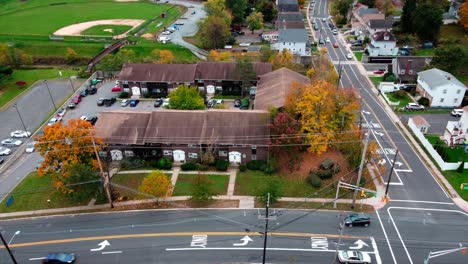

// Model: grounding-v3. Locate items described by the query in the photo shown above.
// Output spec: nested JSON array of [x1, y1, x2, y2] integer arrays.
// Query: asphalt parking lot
[[398, 112, 459, 135]]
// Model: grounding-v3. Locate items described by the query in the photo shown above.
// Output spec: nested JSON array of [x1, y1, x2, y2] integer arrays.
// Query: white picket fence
[[408, 118, 467, 171]]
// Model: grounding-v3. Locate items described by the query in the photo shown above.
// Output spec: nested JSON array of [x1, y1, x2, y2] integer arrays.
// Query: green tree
[[255, 177, 282, 204], [66, 163, 101, 202], [168, 85, 206, 110], [359, 0, 375, 8], [246, 11, 263, 33], [233, 60, 256, 96], [401, 0, 416, 33], [226, 0, 248, 23], [190, 173, 218, 203], [0, 44, 32, 68], [205, 0, 227, 16], [259, 45, 276, 62], [412, 3, 443, 43], [0, 64, 13, 81], [198, 15, 231, 49], [431, 46, 467, 74], [331, 0, 353, 19], [97, 49, 135, 71], [256, 0, 277, 22]]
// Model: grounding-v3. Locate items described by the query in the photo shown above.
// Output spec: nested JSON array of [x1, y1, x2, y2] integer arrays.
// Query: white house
[[261, 31, 279, 42], [366, 31, 398, 56], [416, 68, 467, 108], [443, 106, 468, 146], [272, 28, 309, 56], [410, 115, 431, 134]]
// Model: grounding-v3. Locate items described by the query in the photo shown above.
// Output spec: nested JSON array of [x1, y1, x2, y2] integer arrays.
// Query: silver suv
[[405, 103, 425, 110]]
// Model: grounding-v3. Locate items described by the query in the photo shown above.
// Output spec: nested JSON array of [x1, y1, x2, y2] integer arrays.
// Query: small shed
[[409, 115, 430, 134]]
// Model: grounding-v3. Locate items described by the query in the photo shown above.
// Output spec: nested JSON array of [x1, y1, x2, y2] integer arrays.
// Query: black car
[[99, 97, 116, 107], [79, 89, 88, 97], [42, 252, 75, 263], [86, 86, 97, 95], [154, 98, 163, 107], [0, 158, 4, 165], [84, 115, 98, 125], [234, 99, 241, 107], [344, 213, 371, 227]]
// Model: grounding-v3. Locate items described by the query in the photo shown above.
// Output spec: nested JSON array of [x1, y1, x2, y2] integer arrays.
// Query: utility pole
[[0, 233, 18, 264], [352, 127, 370, 208], [13, 104, 28, 136], [90, 133, 113, 208], [384, 149, 399, 198], [332, 215, 345, 264], [44, 80, 57, 111], [262, 193, 270, 264], [68, 77, 75, 92]]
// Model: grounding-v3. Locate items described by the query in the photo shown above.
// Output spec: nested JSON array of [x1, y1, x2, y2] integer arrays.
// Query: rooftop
[[278, 28, 309, 43], [418, 68, 467, 90]]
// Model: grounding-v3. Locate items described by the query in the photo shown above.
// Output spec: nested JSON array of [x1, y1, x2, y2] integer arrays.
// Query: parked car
[[333, 42, 339, 48], [79, 89, 88, 97], [325, 37, 330, 43], [86, 86, 97, 95], [154, 98, 163, 107], [215, 99, 224, 105], [175, 21, 184, 25], [111, 86, 122, 92], [42, 252, 76, 263], [344, 213, 371, 227], [97, 98, 106, 106], [47, 116, 62, 126], [162, 98, 170, 107], [451, 109, 464, 117], [25, 141, 36, 153], [71, 95, 81, 104], [129, 99, 139, 107], [405, 103, 425, 110], [191, 11, 196, 15], [83, 115, 98, 125], [313, 24, 319, 30], [10, 130, 30, 138], [239, 42, 251, 47], [56, 108, 67, 117], [121, 99, 130, 107], [234, 99, 242, 107], [207, 99, 216, 108], [67, 102, 77, 109], [0, 158, 4, 164], [0, 147, 11, 156], [332, 28, 338, 35], [337, 250, 371, 264], [322, 17, 326, 22], [162, 30, 171, 35], [346, 53, 352, 59], [373, 70, 385, 75], [1, 138, 22, 146], [104, 97, 116, 107]]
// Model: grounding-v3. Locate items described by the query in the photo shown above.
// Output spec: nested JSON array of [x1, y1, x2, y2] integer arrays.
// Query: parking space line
[[370, 236, 382, 264], [376, 210, 397, 264]]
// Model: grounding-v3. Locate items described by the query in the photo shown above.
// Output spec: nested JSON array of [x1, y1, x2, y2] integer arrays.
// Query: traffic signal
[[381, 195, 390, 203], [361, 190, 366, 197]]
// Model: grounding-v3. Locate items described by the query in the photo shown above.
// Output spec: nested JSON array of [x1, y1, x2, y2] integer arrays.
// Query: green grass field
[[385, 92, 412, 107], [369, 76, 384, 88], [173, 174, 229, 196], [0, 68, 77, 108], [82, 25, 133, 36], [443, 170, 468, 201], [354, 51, 363, 61], [112, 172, 173, 200]]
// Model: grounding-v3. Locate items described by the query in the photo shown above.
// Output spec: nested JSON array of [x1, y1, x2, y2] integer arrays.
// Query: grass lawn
[[122, 42, 197, 63], [0, 172, 98, 213], [354, 51, 363, 61], [415, 49, 435, 56], [385, 92, 412, 107], [0, 68, 77, 108], [173, 174, 229, 196], [443, 170, 468, 201], [425, 135, 467, 162], [111, 172, 172, 200], [82, 25, 133, 36], [235, 170, 340, 198], [369, 76, 384, 88]]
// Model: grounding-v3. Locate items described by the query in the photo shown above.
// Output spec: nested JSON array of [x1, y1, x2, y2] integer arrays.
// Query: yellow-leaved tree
[[138, 170, 173, 202], [270, 48, 294, 70], [460, 1, 468, 30]]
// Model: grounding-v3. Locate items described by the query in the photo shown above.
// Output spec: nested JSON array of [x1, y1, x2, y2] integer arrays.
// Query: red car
[[333, 42, 339, 48], [71, 96, 81, 104], [111, 86, 122, 92], [373, 70, 385, 74]]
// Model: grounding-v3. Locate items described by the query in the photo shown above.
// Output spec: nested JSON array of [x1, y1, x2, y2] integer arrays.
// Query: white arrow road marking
[[391, 160, 403, 167], [373, 131, 384, 137], [29, 257, 46, 261], [349, 239, 369, 250], [90, 240, 111, 251], [233, 236, 253, 246], [377, 159, 386, 165], [362, 111, 371, 115]]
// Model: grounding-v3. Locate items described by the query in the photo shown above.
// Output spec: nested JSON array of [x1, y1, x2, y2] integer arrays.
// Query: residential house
[[272, 28, 310, 56], [277, 0, 300, 12], [261, 31, 279, 42], [94, 110, 270, 164], [443, 106, 468, 146], [254, 67, 310, 111], [409, 115, 430, 134], [351, 5, 383, 37], [392, 56, 431, 83], [117, 62, 272, 97], [367, 18, 393, 35], [416, 68, 467, 108], [366, 31, 398, 56], [276, 12, 305, 29]]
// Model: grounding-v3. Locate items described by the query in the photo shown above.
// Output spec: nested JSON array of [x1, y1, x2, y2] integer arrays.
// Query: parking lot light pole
[[13, 104, 28, 136], [69, 77, 75, 92], [44, 80, 57, 111]]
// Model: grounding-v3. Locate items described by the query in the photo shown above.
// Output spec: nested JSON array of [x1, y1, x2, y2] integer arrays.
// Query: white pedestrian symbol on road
[[233, 236, 253, 246], [349, 239, 369, 250], [90, 240, 110, 251]]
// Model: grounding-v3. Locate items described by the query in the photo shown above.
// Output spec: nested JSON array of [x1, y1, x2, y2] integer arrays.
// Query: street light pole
[[13, 104, 28, 135], [68, 77, 75, 92], [262, 193, 270, 264], [44, 80, 57, 111]]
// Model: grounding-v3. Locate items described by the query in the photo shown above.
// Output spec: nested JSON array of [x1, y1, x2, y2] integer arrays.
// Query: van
[[451, 109, 464, 117]]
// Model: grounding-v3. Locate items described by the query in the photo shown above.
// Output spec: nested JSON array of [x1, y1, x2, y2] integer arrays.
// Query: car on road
[[373, 70, 385, 75], [216, 99, 224, 105], [42, 252, 76, 263], [71, 95, 81, 104], [162, 30, 171, 35], [405, 103, 425, 110], [67, 102, 77, 109], [25, 141, 36, 153], [79, 89, 88, 97], [111, 86, 122, 92], [56, 108, 67, 117], [175, 21, 184, 25], [130, 99, 139, 107], [104, 97, 116, 107], [332, 28, 338, 35], [47, 116, 62, 126], [154, 98, 163, 108], [313, 24, 319, 30], [1, 138, 22, 146], [325, 37, 330, 43], [10, 130, 30, 138], [234, 99, 242, 107], [121, 99, 130, 107], [346, 53, 353, 59], [333, 42, 339, 48], [239, 42, 251, 47], [337, 250, 371, 264], [344, 213, 371, 227], [451, 109, 463, 117], [322, 17, 326, 22], [0, 147, 11, 156]]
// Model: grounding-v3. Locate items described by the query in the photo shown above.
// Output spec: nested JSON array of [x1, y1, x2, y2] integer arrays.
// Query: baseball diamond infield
[[54, 19, 145, 38]]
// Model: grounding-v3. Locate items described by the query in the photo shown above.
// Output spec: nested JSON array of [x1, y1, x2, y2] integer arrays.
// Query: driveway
[[398, 113, 459, 135]]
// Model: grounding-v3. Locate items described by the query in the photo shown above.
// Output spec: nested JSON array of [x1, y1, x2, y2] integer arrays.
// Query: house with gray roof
[[366, 31, 398, 56], [272, 28, 310, 56], [392, 56, 431, 83], [277, 0, 300, 12], [416, 68, 467, 108], [276, 12, 305, 29], [367, 18, 393, 35]]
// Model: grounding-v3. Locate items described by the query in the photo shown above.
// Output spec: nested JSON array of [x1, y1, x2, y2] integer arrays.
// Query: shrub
[[118, 92, 129, 98], [157, 157, 172, 170], [120, 159, 145, 170], [394, 90, 406, 99], [310, 169, 333, 180], [147, 159, 159, 168], [215, 159, 229, 171], [418, 97, 430, 106], [239, 164, 247, 172], [246, 160, 266, 170], [308, 174, 322, 188], [181, 161, 199, 171], [198, 164, 209, 171]]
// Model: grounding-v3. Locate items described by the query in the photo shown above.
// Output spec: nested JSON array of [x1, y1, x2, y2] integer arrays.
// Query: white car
[[25, 141, 36, 153], [451, 109, 463, 117], [0, 147, 11, 156], [347, 53, 353, 59], [56, 108, 67, 117], [322, 17, 326, 22], [338, 250, 371, 264], [10, 130, 31, 138], [175, 21, 184, 25], [405, 103, 425, 110], [325, 37, 330, 43], [239, 42, 251, 47], [47, 116, 62, 126], [1, 138, 22, 146], [162, 31, 171, 35], [121, 99, 130, 107]]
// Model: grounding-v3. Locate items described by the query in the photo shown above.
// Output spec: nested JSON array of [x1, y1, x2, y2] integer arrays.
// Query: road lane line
[[28, 257, 45, 261], [165, 247, 378, 254], [390, 200, 454, 205], [389, 206, 468, 216], [370, 236, 382, 264], [102, 251, 122, 254], [394, 169, 412, 172], [387, 208, 414, 264], [2, 231, 368, 249], [375, 210, 397, 264]]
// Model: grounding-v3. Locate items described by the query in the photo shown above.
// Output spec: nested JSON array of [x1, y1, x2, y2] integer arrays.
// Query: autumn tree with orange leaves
[[36, 119, 101, 193], [285, 80, 359, 155], [138, 170, 173, 203], [460, 1, 468, 30]]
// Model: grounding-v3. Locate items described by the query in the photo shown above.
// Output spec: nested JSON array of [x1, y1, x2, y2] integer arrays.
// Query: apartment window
[[457, 90, 461, 94], [188, 153, 198, 159], [99, 151, 107, 157], [251, 145, 257, 155], [252, 154, 257, 160], [440, 98, 444, 103], [188, 144, 199, 148], [124, 150, 134, 157], [141, 88, 148, 94], [219, 151, 228, 157], [163, 150, 173, 156], [454, 99, 458, 103], [442, 89, 447, 94]]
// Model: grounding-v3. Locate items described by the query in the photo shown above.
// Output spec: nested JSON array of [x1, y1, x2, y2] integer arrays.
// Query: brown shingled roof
[[411, 115, 430, 127], [254, 68, 310, 111], [118, 63, 197, 83], [195, 62, 272, 81]]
